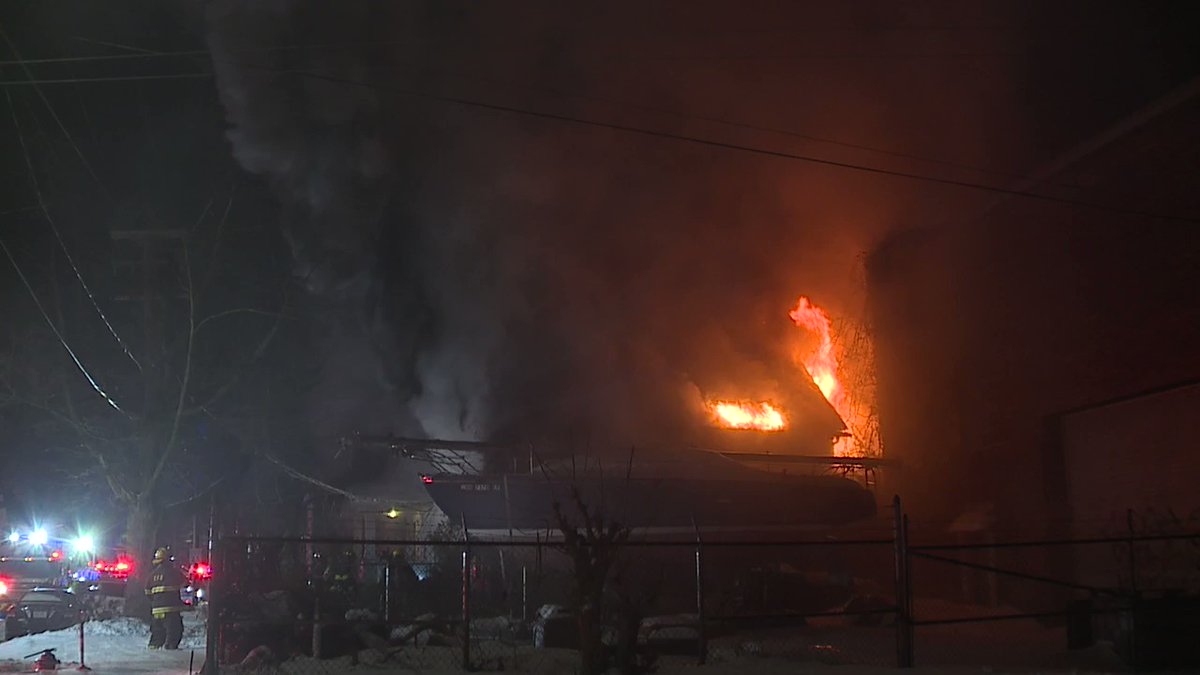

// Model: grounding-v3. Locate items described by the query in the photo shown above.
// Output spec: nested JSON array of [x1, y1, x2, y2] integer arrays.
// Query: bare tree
[[1, 195, 297, 613], [553, 488, 631, 675]]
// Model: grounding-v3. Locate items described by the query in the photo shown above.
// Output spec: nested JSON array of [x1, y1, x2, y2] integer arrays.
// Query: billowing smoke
[[205, 1, 1031, 453]]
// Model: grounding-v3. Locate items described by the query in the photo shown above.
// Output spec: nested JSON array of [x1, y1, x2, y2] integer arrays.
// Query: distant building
[[867, 79, 1200, 599]]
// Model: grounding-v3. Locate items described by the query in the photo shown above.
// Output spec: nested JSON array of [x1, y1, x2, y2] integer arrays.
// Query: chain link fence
[[206, 531, 899, 673], [203, 502, 1200, 673], [902, 509, 1200, 671]]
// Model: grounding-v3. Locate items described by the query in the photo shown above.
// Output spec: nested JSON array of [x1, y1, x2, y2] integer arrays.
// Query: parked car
[[4, 588, 81, 637]]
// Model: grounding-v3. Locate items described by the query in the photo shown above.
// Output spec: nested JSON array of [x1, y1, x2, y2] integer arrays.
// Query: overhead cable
[[0, 235, 126, 413], [278, 66, 1200, 225], [0, 50, 1195, 223], [3, 83, 143, 372], [0, 39, 1089, 187]]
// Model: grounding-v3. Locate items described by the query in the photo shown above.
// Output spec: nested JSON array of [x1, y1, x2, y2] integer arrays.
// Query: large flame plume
[[788, 296, 844, 412], [708, 400, 787, 431], [790, 295, 881, 456], [706, 294, 879, 457]]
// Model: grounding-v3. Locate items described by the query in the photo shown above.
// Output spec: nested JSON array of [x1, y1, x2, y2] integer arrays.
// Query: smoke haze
[[205, 1, 1145, 454]]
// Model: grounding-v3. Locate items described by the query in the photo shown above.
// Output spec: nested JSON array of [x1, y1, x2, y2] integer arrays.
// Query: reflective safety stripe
[[150, 585, 182, 594], [151, 606, 183, 617]]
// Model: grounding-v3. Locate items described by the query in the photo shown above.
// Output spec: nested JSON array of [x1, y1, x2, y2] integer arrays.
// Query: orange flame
[[704, 296, 873, 454], [788, 296, 844, 411], [707, 400, 786, 431], [790, 296, 864, 455]]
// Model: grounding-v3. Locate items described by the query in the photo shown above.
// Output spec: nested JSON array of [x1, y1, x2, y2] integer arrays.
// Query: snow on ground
[[0, 612, 206, 674], [0, 608, 1130, 674]]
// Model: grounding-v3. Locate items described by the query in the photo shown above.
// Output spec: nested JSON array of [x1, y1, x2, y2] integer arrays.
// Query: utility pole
[[110, 227, 186, 383], [109, 227, 186, 607]]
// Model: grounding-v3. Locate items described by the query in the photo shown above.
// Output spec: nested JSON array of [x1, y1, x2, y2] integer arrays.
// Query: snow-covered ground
[[0, 612, 206, 674], [0, 609, 1129, 674]]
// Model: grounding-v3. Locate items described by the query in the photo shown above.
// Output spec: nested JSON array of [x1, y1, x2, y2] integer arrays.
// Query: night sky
[[2, 1, 1199, 530]]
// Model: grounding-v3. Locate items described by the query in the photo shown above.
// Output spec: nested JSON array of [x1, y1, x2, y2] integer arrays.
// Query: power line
[[5, 88, 142, 372], [69, 36, 164, 56], [4, 61, 1042, 189], [1, 48, 1195, 223], [0, 38, 418, 67], [0, 235, 125, 413], [0, 26, 121, 193], [1, 49, 207, 65], [412, 65, 1091, 190], [0, 26, 161, 238], [0, 39, 1018, 67], [0, 204, 40, 217], [577, 50, 1022, 63], [0, 36, 1164, 196], [2, 35, 145, 372], [0, 72, 213, 85], [275, 66, 1200, 225], [0, 34, 1096, 190], [0, 39, 1047, 184]]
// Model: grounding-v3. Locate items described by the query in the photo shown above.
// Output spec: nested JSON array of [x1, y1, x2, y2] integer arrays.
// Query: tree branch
[[162, 476, 225, 509], [197, 186, 234, 296], [184, 281, 291, 415], [1, 384, 114, 442], [195, 307, 284, 332], [91, 445, 135, 504], [55, 371, 135, 504]]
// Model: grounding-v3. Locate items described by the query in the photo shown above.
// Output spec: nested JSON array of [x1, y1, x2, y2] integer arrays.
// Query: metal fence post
[[78, 614, 90, 671], [893, 496, 913, 668], [1126, 508, 1138, 669], [462, 520, 472, 671], [202, 536, 221, 674], [383, 562, 392, 624], [903, 514, 914, 666], [312, 595, 322, 659], [695, 530, 707, 665], [1126, 508, 1138, 595]]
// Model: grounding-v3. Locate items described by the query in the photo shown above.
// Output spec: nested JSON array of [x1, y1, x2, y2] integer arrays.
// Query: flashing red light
[[421, 475, 433, 484], [190, 562, 212, 579], [92, 558, 135, 578], [50, 550, 62, 561]]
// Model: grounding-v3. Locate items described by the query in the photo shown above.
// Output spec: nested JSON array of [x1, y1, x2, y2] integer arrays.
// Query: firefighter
[[381, 549, 418, 621], [326, 549, 357, 600], [144, 547, 185, 649]]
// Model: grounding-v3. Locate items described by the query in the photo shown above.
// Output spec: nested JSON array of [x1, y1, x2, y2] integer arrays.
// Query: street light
[[29, 529, 49, 546], [72, 533, 96, 555], [6, 531, 18, 543]]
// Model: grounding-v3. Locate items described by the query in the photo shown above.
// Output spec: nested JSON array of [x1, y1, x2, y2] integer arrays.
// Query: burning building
[[699, 295, 882, 456], [340, 294, 886, 535]]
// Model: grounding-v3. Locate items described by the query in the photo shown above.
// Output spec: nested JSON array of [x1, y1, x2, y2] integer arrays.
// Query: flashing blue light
[[75, 569, 101, 583]]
